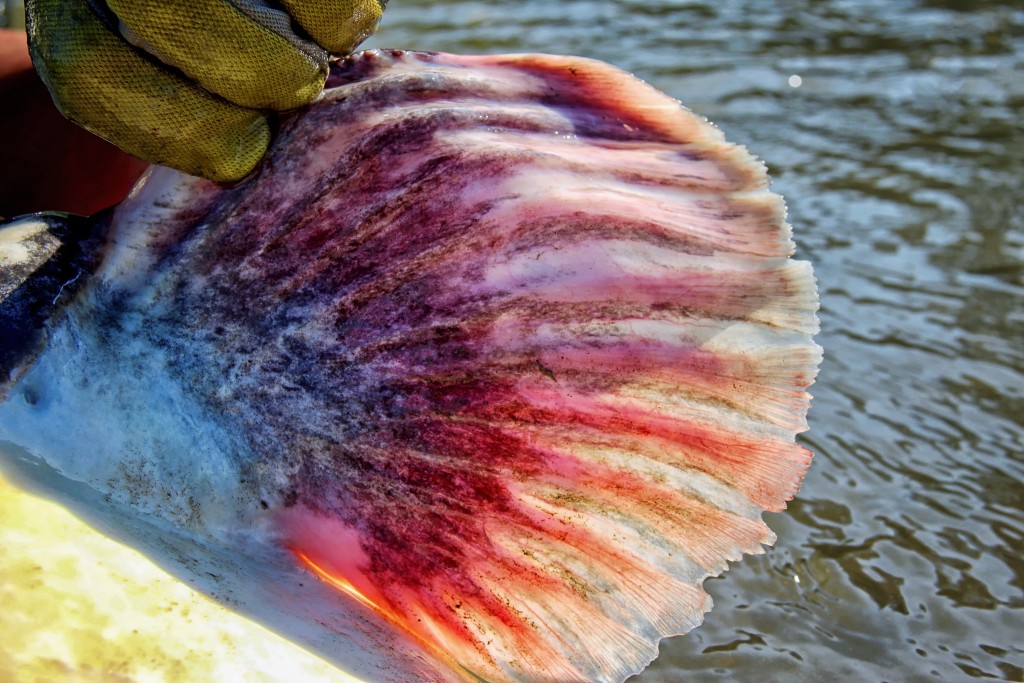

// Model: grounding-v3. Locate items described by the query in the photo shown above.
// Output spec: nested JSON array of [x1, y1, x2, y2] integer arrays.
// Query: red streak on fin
[[295, 550, 385, 616]]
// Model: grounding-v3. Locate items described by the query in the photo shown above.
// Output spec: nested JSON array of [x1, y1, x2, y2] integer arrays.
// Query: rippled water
[[363, 1, 1024, 680]]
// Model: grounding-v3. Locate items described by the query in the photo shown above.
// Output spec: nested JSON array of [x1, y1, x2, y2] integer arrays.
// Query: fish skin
[[0, 50, 819, 682], [0, 212, 105, 395]]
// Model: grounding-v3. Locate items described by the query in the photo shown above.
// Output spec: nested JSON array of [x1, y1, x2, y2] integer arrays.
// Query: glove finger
[[27, 0, 270, 182], [277, 0, 386, 54], [107, 0, 328, 111]]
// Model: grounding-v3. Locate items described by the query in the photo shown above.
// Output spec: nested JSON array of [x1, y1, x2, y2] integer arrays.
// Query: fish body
[[0, 50, 820, 682]]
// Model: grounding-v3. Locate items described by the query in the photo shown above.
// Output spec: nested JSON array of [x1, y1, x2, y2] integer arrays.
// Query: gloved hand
[[25, 0, 386, 182]]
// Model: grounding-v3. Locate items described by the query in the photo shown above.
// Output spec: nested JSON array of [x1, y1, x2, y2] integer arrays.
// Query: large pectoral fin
[[175, 51, 821, 683]]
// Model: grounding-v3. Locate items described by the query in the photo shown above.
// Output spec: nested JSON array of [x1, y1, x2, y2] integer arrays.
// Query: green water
[[365, 1, 1024, 680]]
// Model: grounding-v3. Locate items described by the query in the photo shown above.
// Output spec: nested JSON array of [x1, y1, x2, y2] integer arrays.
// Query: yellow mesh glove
[[25, 0, 386, 182]]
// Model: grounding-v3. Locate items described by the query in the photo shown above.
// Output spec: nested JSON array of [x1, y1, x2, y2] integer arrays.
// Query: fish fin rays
[[155, 50, 822, 682], [281, 384, 802, 681]]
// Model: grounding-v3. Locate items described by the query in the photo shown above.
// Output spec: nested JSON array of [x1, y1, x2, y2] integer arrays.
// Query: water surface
[[365, 1, 1024, 680]]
